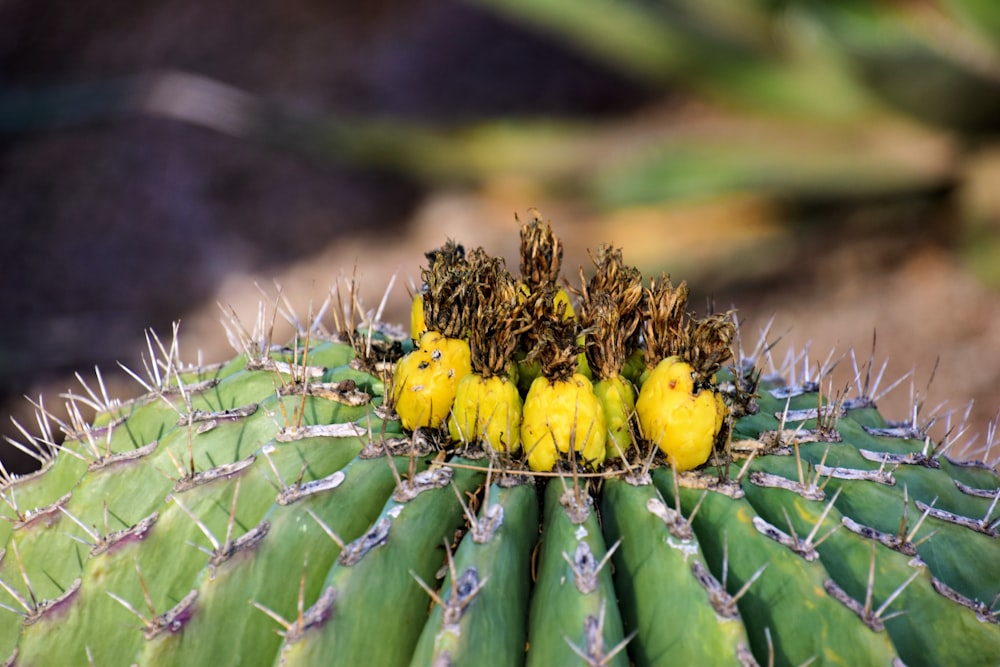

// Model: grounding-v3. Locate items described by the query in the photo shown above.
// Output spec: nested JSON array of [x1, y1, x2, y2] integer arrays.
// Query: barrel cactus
[[1, 217, 998, 666]]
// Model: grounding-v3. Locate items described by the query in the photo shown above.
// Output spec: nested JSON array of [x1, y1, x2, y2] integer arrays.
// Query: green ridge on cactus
[[0, 221, 998, 666]]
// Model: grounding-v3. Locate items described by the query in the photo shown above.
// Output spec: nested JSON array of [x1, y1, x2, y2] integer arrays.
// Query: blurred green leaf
[[467, 0, 875, 117], [791, 1, 1000, 130], [944, 0, 1000, 47], [468, 0, 746, 85], [589, 122, 954, 208]]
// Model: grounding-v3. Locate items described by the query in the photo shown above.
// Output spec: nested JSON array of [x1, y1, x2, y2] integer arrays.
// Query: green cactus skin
[[657, 473, 900, 665], [527, 478, 627, 667], [410, 479, 538, 665], [600, 475, 752, 665], [277, 459, 484, 666], [0, 310, 998, 666]]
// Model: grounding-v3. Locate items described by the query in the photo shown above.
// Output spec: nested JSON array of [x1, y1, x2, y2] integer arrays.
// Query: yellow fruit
[[635, 356, 725, 471], [410, 293, 427, 341], [554, 287, 576, 319], [392, 331, 471, 431], [593, 374, 636, 460], [521, 374, 607, 472], [448, 374, 522, 454]]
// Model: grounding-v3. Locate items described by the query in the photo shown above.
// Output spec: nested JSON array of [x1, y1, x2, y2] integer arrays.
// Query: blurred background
[[2, 0, 1000, 473]]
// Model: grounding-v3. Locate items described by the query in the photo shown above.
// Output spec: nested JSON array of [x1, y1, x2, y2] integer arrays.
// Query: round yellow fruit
[[593, 374, 636, 460], [448, 374, 522, 454], [554, 287, 576, 319], [636, 357, 725, 472], [392, 332, 471, 431], [521, 374, 607, 472]]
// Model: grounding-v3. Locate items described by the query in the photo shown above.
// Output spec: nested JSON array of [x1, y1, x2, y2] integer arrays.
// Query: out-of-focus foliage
[[4, 1, 1000, 328], [5, 1, 998, 222], [291, 0, 1000, 268], [462, 0, 1000, 285], [470, 0, 874, 118]]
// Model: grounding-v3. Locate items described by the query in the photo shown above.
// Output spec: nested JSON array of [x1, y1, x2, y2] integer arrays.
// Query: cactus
[[1, 221, 999, 667]]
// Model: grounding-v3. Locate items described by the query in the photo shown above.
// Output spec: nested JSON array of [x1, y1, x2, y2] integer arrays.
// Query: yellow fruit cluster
[[391, 215, 735, 473]]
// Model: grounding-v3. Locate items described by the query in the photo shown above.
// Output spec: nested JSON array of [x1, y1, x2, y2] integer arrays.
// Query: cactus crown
[[421, 240, 470, 339], [578, 244, 644, 380], [641, 274, 733, 382], [526, 286, 580, 383], [518, 212, 563, 291], [642, 274, 691, 367], [466, 250, 522, 379]]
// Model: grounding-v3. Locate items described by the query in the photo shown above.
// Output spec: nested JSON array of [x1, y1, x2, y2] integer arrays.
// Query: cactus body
[[1, 232, 999, 666], [601, 476, 751, 665], [410, 480, 538, 665], [527, 479, 627, 667]]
